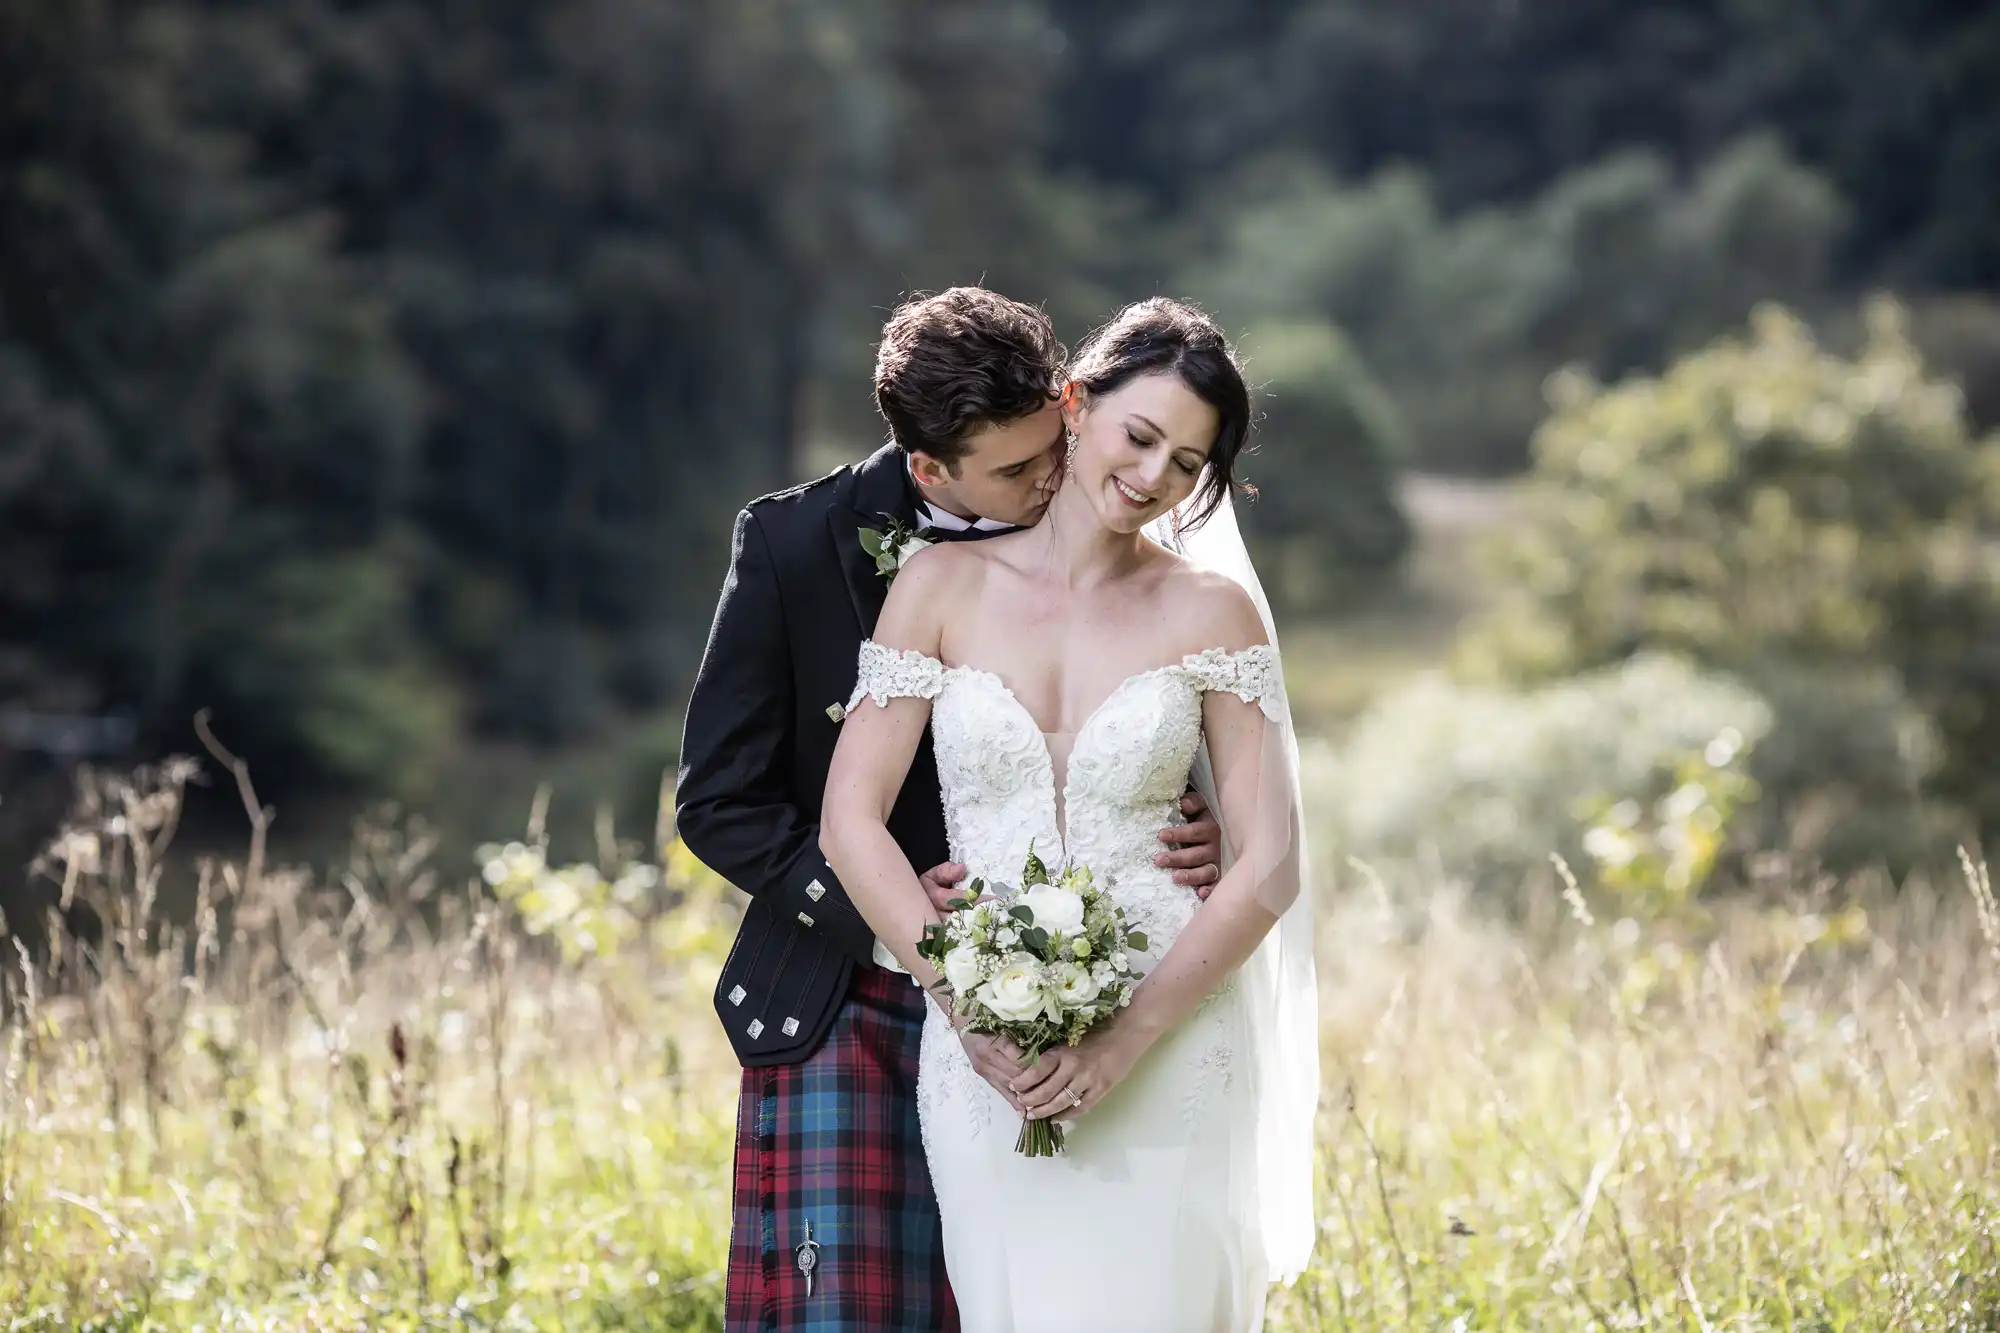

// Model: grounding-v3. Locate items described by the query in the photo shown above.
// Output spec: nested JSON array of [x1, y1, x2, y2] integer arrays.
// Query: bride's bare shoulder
[[1157, 557, 1268, 653], [893, 536, 988, 591], [874, 539, 986, 640]]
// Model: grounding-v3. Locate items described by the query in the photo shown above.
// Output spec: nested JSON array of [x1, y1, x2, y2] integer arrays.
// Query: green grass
[[6, 762, 2000, 1330]]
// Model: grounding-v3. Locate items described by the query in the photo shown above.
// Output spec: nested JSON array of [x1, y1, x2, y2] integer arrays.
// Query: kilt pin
[[724, 965, 957, 1332]]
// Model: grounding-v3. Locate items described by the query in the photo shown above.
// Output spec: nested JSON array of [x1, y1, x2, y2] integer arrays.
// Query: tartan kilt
[[725, 963, 959, 1333]]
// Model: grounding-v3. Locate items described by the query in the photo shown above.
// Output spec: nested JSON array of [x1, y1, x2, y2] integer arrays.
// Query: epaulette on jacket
[[744, 462, 853, 514]]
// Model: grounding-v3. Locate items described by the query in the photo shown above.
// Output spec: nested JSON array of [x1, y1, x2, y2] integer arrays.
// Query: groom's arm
[[675, 505, 877, 964]]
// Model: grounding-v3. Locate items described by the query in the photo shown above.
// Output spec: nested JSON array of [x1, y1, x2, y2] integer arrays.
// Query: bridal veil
[[1151, 487, 1321, 1284]]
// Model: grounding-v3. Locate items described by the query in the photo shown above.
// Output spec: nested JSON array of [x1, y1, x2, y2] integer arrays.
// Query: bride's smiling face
[[1061, 372, 1219, 534]]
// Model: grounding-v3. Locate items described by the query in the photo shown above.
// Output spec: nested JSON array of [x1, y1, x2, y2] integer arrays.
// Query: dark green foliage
[[1184, 137, 1845, 473], [1233, 319, 1411, 609], [0, 0, 1060, 794], [0, 4, 442, 791], [1050, 0, 2000, 286], [3, 0, 1995, 804]]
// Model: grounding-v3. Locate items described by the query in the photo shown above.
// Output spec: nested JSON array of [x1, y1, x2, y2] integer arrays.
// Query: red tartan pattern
[[725, 965, 959, 1332]]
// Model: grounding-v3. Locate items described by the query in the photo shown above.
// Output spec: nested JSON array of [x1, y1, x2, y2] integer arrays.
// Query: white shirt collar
[[906, 458, 1017, 531], [918, 501, 1015, 534]]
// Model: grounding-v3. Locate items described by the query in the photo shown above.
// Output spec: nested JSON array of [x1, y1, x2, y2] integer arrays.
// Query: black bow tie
[[927, 523, 1017, 543]]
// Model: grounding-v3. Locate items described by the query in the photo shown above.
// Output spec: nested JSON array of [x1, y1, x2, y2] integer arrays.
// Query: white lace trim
[[1174, 644, 1285, 721], [849, 640, 1281, 718], [846, 640, 947, 712]]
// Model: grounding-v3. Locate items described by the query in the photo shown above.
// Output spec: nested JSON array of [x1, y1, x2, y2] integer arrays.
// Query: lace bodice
[[847, 639, 1282, 953]]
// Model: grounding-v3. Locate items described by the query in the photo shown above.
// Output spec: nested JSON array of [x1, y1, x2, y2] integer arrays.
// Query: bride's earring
[[1063, 429, 1078, 474]]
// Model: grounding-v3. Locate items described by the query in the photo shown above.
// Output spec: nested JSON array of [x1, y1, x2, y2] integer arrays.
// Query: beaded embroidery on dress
[[846, 639, 1284, 1333]]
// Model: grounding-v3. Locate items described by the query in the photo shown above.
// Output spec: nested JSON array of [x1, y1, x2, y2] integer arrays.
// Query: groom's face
[[912, 401, 1065, 528]]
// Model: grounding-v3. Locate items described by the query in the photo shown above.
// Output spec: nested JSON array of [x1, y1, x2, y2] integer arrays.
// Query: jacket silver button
[[747, 1019, 764, 1039], [782, 1017, 800, 1037], [805, 880, 827, 902], [727, 985, 747, 1006], [796, 911, 814, 927]]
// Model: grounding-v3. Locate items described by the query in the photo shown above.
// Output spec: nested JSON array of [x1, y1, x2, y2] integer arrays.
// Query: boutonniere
[[827, 517, 934, 725], [858, 516, 934, 583]]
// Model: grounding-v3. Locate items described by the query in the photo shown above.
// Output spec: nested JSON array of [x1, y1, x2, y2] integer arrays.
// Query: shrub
[[1731, 661, 1943, 872], [1311, 654, 1771, 896], [1909, 294, 2000, 432], [195, 544, 459, 796], [1461, 298, 2000, 840]]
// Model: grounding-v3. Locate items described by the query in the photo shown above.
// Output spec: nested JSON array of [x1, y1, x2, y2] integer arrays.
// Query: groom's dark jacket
[[676, 443, 951, 1067]]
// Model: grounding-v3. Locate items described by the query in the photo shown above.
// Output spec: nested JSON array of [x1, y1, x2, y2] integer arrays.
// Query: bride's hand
[[1011, 1026, 1147, 1122]]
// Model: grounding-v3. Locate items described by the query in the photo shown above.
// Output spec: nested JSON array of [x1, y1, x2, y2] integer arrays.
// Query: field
[[5, 747, 1998, 1331]]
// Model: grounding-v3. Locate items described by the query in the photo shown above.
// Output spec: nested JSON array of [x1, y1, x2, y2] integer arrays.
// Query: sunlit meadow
[[4, 743, 1998, 1330]]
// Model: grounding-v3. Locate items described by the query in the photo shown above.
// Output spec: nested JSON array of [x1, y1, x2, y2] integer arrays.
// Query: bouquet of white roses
[[916, 844, 1149, 1157]]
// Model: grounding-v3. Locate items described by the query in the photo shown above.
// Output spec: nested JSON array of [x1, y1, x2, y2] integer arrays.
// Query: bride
[[821, 298, 1318, 1333]]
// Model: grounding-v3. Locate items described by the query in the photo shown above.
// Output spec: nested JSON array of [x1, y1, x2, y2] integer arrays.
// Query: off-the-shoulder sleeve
[[1179, 644, 1285, 721], [845, 639, 949, 713]]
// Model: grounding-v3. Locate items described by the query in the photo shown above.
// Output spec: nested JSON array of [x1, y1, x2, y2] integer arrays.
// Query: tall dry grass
[[2, 736, 741, 1330], [1276, 853, 2000, 1329], [3, 742, 1997, 1329]]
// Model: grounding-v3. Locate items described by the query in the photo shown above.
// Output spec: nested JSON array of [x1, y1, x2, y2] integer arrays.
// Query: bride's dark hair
[[1066, 297, 1252, 531]]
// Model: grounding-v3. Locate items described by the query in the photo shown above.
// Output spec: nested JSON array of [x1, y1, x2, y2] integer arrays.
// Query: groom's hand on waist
[[1155, 791, 1222, 899], [919, 861, 973, 912]]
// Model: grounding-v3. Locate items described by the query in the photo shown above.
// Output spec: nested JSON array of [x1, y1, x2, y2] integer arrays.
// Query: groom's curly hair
[[873, 288, 1066, 471]]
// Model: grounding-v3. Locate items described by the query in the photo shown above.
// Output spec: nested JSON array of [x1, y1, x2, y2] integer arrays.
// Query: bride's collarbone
[[942, 647, 1193, 739], [937, 578, 1234, 732]]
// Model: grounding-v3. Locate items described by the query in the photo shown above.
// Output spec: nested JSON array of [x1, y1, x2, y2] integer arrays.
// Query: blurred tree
[[1232, 319, 1411, 609], [1183, 136, 1843, 472], [1, 0, 1071, 799], [1049, 0, 2000, 285], [1461, 298, 2000, 839], [182, 0, 1070, 741], [0, 1, 446, 793], [6, 0, 1994, 827]]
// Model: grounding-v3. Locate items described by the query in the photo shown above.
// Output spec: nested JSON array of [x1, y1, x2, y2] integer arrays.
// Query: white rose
[[1020, 885, 1086, 937], [942, 944, 984, 997], [1053, 963, 1102, 1010], [896, 534, 933, 566], [977, 954, 1049, 1024]]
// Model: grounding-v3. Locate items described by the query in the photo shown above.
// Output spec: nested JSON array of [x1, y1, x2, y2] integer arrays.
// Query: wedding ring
[[1065, 1086, 1083, 1108]]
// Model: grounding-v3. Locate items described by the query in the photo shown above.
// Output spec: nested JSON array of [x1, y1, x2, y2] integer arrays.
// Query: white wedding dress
[[848, 639, 1288, 1333]]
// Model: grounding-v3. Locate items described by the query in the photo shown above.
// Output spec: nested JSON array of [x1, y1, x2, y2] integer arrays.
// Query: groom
[[676, 287, 1223, 1332]]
